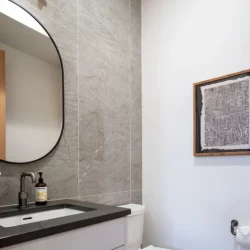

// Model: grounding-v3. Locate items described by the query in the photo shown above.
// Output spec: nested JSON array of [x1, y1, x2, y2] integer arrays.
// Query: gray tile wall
[[0, 0, 141, 207]]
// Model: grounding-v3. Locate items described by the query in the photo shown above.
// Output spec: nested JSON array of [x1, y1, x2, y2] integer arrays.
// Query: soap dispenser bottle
[[35, 172, 47, 205]]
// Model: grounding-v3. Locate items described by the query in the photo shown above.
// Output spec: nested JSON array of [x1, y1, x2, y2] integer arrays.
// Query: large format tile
[[130, 0, 141, 53], [78, 38, 130, 196], [13, 0, 77, 32], [0, 0, 142, 207], [78, 191, 130, 206], [78, 0, 129, 60], [0, 173, 22, 206], [131, 51, 142, 190], [130, 0, 142, 191], [131, 190, 142, 205]]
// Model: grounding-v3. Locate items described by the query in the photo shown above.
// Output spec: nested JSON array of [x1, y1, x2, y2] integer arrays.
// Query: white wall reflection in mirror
[[0, 0, 63, 163]]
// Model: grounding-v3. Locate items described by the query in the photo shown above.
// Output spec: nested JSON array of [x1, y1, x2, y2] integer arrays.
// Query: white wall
[[0, 43, 62, 162], [142, 1, 250, 250]]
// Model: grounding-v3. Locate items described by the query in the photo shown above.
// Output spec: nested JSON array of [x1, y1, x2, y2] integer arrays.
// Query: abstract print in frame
[[194, 69, 250, 156]]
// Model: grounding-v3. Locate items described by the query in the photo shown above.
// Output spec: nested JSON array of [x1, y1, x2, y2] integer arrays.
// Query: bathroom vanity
[[0, 200, 131, 249]]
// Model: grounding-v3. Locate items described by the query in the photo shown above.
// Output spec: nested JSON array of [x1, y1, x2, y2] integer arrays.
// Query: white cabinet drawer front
[[4, 218, 125, 250]]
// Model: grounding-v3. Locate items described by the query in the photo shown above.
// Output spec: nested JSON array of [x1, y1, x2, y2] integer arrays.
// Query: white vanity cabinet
[[4, 218, 125, 250]]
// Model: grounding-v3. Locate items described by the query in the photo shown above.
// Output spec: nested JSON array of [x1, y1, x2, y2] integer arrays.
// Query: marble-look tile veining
[[131, 50, 142, 190], [130, 0, 141, 53], [131, 190, 142, 204], [78, 191, 130, 206], [0, 0, 142, 207], [130, 0, 142, 191], [14, 0, 77, 32], [78, 36, 130, 197], [78, 0, 130, 61]]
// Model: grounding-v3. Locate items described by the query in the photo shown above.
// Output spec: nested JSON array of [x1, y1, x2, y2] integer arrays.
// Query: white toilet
[[119, 204, 170, 250]]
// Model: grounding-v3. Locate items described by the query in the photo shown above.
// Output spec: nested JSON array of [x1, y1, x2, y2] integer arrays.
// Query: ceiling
[[0, 13, 60, 66]]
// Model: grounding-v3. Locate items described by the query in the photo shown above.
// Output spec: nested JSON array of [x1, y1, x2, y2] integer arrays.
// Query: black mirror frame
[[0, 0, 64, 164]]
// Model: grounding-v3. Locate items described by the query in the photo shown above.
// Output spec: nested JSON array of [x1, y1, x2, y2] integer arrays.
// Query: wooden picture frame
[[194, 69, 250, 156]]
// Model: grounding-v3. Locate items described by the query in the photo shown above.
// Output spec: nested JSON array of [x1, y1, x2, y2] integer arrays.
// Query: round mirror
[[0, 1, 64, 163]]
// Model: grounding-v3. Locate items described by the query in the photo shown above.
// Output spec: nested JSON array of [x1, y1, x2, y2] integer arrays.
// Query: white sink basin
[[0, 208, 85, 228]]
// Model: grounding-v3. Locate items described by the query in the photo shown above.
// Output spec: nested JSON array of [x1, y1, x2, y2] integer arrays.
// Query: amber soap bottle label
[[36, 187, 47, 202]]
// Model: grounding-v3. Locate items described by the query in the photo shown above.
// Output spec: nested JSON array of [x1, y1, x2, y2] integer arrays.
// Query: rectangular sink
[[0, 208, 85, 228], [0, 199, 131, 248]]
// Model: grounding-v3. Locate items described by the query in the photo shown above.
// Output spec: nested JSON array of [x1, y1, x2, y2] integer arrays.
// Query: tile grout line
[[129, 0, 132, 204], [131, 189, 142, 192], [77, 0, 80, 198], [78, 190, 134, 199], [0, 189, 143, 208], [71, 189, 142, 200]]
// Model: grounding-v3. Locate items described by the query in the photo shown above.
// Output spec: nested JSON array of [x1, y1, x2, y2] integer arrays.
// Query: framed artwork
[[194, 69, 250, 156]]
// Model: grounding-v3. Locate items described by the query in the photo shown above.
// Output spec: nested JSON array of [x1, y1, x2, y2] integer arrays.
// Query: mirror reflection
[[0, 1, 63, 163]]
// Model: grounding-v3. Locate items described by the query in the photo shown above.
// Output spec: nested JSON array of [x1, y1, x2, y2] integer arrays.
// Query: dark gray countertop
[[0, 199, 131, 248]]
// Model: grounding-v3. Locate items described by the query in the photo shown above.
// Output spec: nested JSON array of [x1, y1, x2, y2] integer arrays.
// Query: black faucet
[[18, 172, 36, 208]]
